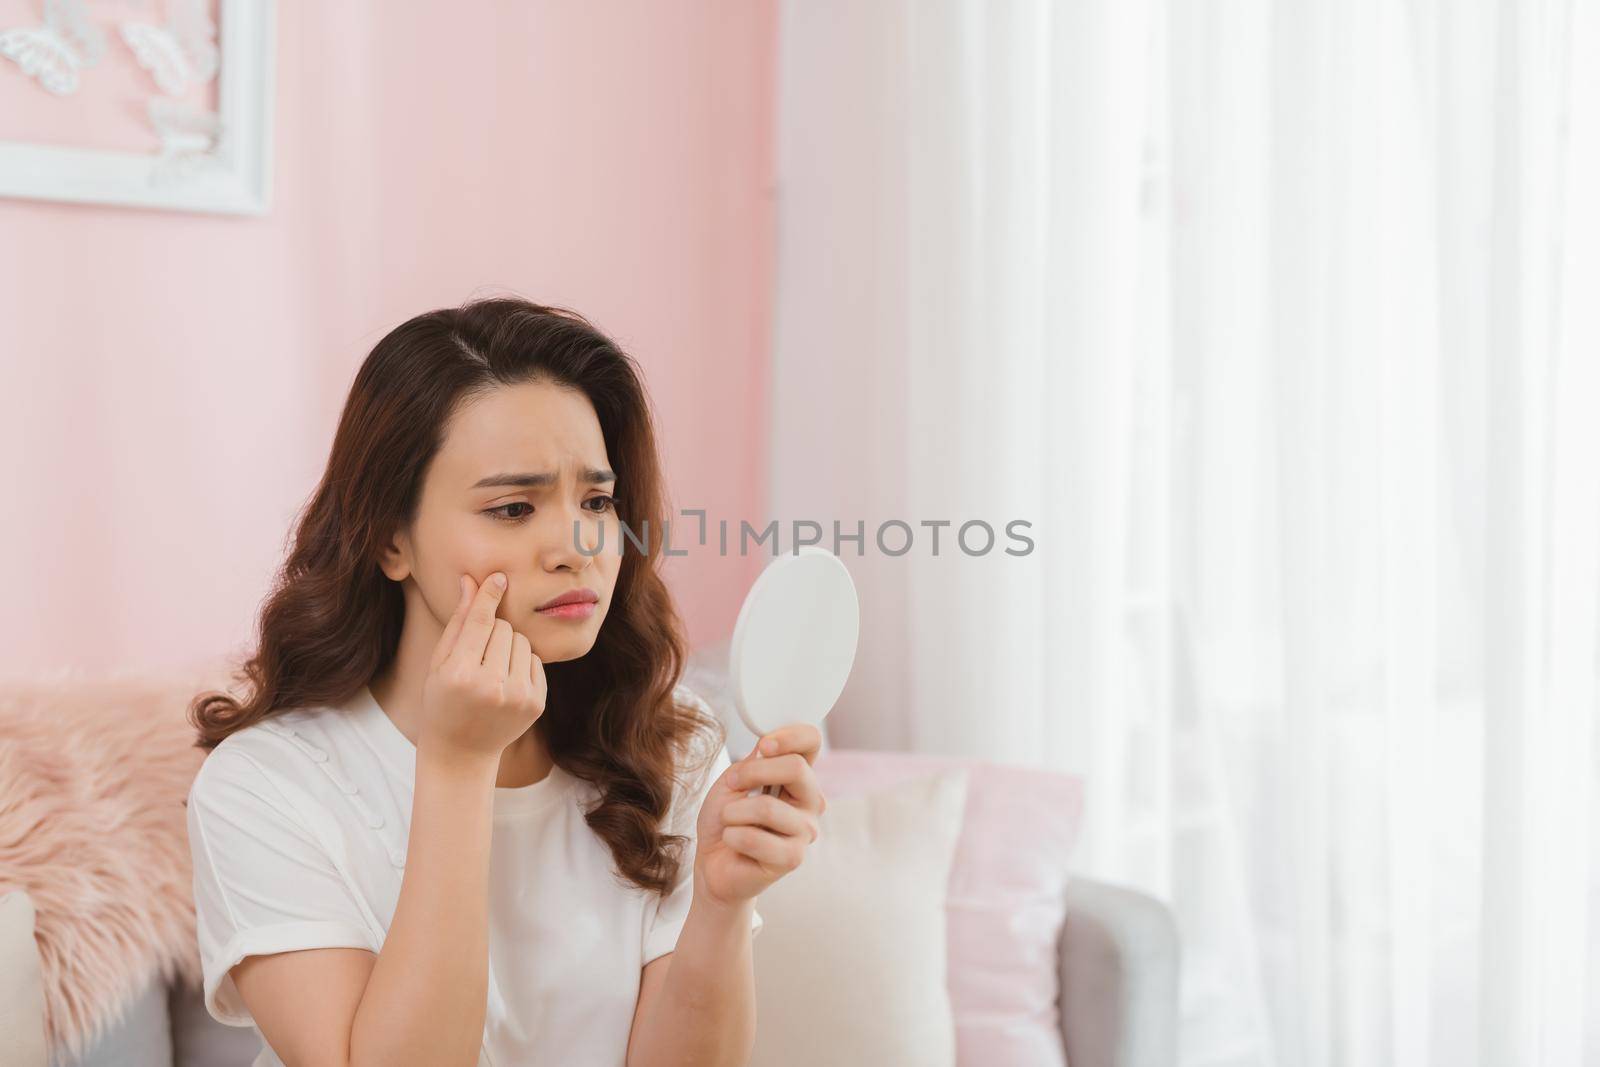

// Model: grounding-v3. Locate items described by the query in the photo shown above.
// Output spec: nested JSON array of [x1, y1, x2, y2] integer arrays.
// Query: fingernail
[[761, 738, 777, 755], [492, 573, 507, 590]]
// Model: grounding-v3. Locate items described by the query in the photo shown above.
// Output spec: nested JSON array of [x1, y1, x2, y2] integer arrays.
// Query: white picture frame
[[0, 0, 275, 216]]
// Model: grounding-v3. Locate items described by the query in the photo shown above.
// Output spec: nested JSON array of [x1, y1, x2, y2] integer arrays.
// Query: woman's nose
[[540, 503, 601, 567]]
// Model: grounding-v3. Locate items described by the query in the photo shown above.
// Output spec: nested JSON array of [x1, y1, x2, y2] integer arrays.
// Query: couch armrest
[[1, 890, 49, 1067], [1058, 877, 1181, 1067]]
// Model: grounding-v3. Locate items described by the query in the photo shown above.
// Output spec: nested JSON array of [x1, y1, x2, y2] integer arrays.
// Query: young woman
[[185, 297, 825, 1067]]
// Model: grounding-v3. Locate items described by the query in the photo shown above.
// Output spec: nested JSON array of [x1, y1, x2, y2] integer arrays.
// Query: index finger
[[752, 723, 824, 764], [448, 571, 508, 667], [430, 574, 475, 670]]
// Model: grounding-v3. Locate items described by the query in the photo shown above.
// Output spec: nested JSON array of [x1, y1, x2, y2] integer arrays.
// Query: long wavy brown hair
[[189, 295, 723, 897]]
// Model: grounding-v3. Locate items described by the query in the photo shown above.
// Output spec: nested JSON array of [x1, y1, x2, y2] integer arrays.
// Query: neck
[[369, 578, 554, 789]]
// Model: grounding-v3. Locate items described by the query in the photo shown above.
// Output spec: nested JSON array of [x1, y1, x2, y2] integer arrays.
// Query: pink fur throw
[[0, 666, 235, 1061]]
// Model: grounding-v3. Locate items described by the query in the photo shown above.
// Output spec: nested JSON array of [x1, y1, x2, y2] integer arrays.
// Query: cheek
[[598, 556, 623, 597], [418, 512, 503, 580], [453, 538, 516, 585], [430, 558, 516, 624], [459, 560, 513, 595]]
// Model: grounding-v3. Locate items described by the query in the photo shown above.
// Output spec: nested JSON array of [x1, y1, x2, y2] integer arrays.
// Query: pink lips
[[536, 588, 599, 620], [537, 601, 596, 620]]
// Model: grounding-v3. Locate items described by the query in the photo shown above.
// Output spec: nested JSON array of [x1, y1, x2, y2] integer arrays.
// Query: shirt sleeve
[[642, 722, 765, 965], [186, 747, 381, 1027]]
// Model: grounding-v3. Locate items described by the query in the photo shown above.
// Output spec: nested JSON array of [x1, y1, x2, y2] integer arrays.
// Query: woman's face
[[381, 378, 623, 664]]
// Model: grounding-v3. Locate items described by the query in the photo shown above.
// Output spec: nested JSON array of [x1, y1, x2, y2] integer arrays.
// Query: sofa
[[4, 873, 1177, 1067], [0, 667, 1180, 1067]]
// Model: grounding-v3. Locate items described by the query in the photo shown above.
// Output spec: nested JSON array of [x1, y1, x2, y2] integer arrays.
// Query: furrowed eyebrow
[[470, 468, 617, 490]]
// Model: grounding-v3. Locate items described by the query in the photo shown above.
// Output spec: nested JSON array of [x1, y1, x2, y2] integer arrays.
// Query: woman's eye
[[487, 497, 616, 523], [488, 502, 533, 522]]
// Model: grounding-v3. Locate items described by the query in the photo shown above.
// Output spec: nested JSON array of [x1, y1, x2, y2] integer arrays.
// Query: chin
[[533, 631, 599, 664]]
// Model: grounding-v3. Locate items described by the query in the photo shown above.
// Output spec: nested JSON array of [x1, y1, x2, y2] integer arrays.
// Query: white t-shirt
[[185, 682, 762, 1067]]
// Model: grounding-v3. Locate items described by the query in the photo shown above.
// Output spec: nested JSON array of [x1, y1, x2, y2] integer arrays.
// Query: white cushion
[[0, 890, 48, 1067], [748, 768, 968, 1067]]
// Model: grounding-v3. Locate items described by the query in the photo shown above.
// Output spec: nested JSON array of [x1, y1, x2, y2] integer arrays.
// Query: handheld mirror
[[730, 546, 860, 799]]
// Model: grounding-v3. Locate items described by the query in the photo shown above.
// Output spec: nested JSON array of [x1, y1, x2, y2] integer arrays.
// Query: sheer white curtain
[[769, 1, 1600, 1065]]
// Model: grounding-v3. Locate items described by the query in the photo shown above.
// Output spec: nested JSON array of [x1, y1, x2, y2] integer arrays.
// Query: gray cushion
[[44, 975, 262, 1067], [1058, 878, 1181, 1067], [169, 980, 262, 1067], [48, 977, 169, 1067]]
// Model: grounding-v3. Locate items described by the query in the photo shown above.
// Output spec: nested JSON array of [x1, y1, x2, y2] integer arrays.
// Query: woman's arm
[[347, 747, 499, 1067], [628, 726, 826, 1067], [626, 895, 758, 1067], [347, 572, 543, 1067], [229, 746, 500, 1067]]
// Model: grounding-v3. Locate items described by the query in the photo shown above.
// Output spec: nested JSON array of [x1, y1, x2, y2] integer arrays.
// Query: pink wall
[[0, 1, 777, 678]]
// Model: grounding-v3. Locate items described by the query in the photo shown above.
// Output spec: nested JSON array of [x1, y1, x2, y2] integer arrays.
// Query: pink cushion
[[813, 750, 1084, 1067]]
